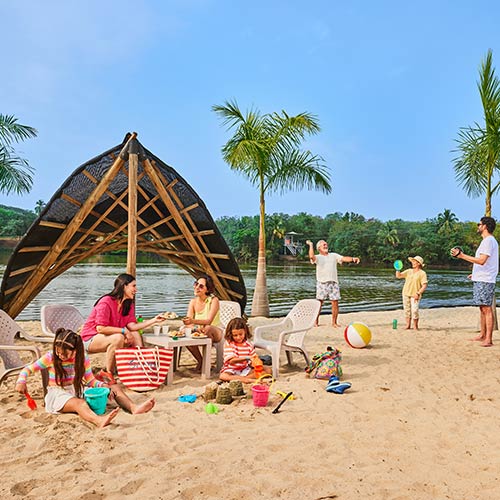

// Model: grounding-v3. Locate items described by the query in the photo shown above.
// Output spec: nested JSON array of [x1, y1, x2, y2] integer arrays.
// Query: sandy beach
[[1, 306, 499, 500]]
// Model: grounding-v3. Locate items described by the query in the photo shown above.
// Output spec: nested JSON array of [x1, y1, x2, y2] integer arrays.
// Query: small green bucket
[[84, 387, 110, 415]]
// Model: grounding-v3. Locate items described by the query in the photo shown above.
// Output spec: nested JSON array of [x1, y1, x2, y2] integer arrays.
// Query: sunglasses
[[193, 281, 206, 289], [477, 223, 483, 226]]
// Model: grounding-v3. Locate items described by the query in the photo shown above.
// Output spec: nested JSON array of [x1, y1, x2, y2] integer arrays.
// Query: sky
[[1, 0, 500, 223]]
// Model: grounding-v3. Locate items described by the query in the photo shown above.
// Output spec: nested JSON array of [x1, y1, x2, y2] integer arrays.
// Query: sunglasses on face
[[193, 282, 206, 289]]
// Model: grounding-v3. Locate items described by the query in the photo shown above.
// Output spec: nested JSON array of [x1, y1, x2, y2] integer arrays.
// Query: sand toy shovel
[[24, 391, 37, 410]]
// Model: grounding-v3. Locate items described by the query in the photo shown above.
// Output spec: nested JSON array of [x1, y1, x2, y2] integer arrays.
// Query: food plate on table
[[169, 330, 185, 338], [191, 332, 208, 338]]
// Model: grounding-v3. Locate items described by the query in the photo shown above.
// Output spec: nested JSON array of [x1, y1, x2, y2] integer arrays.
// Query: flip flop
[[326, 376, 352, 394]]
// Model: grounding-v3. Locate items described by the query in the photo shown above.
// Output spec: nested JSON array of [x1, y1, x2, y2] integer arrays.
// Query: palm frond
[[0, 146, 34, 194], [0, 114, 38, 145], [265, 149, 331, 195]]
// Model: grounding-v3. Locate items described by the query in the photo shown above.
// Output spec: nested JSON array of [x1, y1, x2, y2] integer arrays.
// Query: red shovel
[[24, 391, 37, 410]]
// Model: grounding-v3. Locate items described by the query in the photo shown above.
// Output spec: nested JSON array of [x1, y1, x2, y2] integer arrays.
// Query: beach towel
[[305, 346, 342, 379], [115, 346, 173, 392]]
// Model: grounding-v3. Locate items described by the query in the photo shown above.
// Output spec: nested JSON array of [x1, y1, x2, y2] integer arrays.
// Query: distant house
[[281, 231, 304, 259]]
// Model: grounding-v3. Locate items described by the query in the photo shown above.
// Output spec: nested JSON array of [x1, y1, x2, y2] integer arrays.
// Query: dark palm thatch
[[0, 133, 246, 317]]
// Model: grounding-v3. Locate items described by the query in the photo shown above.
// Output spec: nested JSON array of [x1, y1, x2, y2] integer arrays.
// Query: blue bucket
[[84, 387, 110, 415]]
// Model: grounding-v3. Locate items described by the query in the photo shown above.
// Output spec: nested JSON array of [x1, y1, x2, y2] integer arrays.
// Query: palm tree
[[213, 100, 331, 316], [0, 114, 37, 195], [453, 49, 500, 216], [34, 199, 46, 216], [436, 208, 458, 234]]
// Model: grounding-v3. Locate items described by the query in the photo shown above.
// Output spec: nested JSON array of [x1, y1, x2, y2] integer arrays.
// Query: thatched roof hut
[[0, 133, 246, 318]]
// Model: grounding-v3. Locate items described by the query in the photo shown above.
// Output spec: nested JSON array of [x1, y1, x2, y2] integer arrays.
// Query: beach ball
[[344, 322, 372, 348]]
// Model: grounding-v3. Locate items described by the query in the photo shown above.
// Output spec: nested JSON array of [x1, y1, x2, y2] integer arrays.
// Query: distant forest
[[0, 204, 479, 267]]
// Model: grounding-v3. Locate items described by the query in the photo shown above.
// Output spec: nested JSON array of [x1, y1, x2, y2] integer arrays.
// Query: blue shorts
[[472, 281, 496, 306]]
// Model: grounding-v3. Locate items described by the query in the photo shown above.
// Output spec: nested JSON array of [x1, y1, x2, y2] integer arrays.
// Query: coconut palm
[[436, 208, 458, 234], [34, 199, 46, 216], [0, 114, 37, 195], [453, 50, 500, 216], [213, 100, 331, 316]]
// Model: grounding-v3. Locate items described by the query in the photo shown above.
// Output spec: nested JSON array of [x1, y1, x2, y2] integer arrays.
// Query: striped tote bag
[[115, 346, 173, 392]]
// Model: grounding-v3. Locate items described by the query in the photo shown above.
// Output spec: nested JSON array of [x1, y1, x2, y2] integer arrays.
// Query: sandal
[[326, 376, 351, 394]]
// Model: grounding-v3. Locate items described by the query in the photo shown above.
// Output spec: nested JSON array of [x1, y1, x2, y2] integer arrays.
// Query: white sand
[[1, 307, 499, 499]]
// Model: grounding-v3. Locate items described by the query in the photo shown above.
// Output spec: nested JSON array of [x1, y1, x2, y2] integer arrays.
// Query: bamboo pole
[[127, 139, 139, 276]]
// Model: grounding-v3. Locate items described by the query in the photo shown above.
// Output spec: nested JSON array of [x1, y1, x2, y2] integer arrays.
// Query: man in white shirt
[[451, 216, 498, 347], [307, 240, 360, 327]]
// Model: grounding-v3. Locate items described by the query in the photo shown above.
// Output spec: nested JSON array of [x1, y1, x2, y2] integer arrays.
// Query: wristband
[[121, 327, 126, 336]]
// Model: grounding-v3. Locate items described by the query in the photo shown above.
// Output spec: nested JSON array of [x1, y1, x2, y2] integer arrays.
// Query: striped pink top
[[221, 340, 255, 373]]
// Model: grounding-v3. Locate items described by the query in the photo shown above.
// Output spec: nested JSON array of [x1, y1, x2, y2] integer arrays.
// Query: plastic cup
[[184, 327, 192, 336], [153, 325, 161, 336], [162, 325, 170, 335]]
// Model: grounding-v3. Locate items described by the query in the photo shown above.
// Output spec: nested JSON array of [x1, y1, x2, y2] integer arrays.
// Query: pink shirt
[[80, 295, 136, 341]]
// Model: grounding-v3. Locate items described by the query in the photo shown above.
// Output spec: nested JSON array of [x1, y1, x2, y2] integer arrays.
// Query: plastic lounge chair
[[253, 299, 321, 379], [40, 304, 85, 338], [216, 300, 242, 370], [175, 300, 242, 371], [0, 309, 48, 391]]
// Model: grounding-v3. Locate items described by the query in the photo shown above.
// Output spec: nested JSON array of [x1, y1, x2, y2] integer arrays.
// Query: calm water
[[0, 258, 476, 320]]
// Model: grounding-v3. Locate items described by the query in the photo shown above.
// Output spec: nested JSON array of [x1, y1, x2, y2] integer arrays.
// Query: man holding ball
[[451, 216, 498, 347]]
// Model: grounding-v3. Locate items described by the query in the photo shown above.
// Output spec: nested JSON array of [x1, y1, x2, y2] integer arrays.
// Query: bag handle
[[134, 347, 161, 385]]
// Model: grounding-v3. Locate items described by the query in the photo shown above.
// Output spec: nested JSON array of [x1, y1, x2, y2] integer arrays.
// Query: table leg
[[201, 340, 212, 380]]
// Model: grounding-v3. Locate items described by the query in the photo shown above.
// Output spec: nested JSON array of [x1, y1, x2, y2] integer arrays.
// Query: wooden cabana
[[0, 133, 246, 318]]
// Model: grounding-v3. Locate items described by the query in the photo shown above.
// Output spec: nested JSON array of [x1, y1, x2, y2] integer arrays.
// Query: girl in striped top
[[219, 318, 271, 383], [15, 328, 155, 428]]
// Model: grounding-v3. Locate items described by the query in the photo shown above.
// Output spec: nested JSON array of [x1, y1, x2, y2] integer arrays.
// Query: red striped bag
[[115, 346, 173, 392]]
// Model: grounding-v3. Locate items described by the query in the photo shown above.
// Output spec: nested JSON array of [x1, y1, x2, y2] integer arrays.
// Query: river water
[[0, 259, 476, 321]]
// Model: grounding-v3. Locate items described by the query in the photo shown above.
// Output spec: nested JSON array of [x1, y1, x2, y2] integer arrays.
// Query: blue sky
[[1, 0, 500, 223]]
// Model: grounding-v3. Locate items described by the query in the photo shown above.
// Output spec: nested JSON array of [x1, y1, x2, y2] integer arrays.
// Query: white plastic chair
[[0, 309, 48, 390], [216, 300, 242, 370], [40, 304, 85, 338], [253, 299, 321, 379]]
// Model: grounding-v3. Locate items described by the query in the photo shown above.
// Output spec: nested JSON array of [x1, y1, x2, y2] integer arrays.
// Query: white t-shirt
[[315, 253, 343, 283], [472, 235, 499, 283]]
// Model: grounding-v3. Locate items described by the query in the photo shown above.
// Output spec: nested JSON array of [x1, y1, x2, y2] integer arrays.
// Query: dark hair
[[53, 328, 85, 398], [95, 273, 135, 316], [196, 273, 215, 295], [225, 317, 252, 341], [480, 216, 496, 234]]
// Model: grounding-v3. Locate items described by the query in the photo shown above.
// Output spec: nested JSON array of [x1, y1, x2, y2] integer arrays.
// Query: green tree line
[[216, 209, 481, 267], [0, 204, 37, 237]]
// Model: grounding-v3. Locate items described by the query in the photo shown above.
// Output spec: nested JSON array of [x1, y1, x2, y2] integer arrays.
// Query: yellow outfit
[[194, 295, 220, 326], [401, 269, 428, 297]]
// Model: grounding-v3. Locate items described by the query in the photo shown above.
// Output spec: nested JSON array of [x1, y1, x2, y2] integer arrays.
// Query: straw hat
[[408, 256, 425, 267]]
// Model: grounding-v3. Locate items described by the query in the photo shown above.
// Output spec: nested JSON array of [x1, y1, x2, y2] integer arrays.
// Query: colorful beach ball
[[344, 322, 372, 349]]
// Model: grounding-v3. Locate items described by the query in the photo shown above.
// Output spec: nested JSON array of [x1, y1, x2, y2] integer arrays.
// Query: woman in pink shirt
[[80, 273, 165, 377]]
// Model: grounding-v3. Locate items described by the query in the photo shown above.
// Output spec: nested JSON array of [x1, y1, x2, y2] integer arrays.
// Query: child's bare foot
[[470, 335, 485, 341], [131, 398, 155, 414], [97, 407, 120, 428]]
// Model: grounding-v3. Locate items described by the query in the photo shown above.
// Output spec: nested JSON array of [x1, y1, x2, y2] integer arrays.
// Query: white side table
[[143, 334, 212, 384]]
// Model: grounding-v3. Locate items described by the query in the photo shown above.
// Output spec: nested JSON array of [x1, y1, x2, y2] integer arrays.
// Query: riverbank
[[1, 306, 499, 499]]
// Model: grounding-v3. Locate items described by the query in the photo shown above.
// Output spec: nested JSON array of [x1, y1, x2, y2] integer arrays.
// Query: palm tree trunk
[[250, 190, 270, 317]]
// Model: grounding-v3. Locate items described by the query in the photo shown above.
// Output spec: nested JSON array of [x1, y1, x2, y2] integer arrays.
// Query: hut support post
[[127, 139, 139, 276]]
